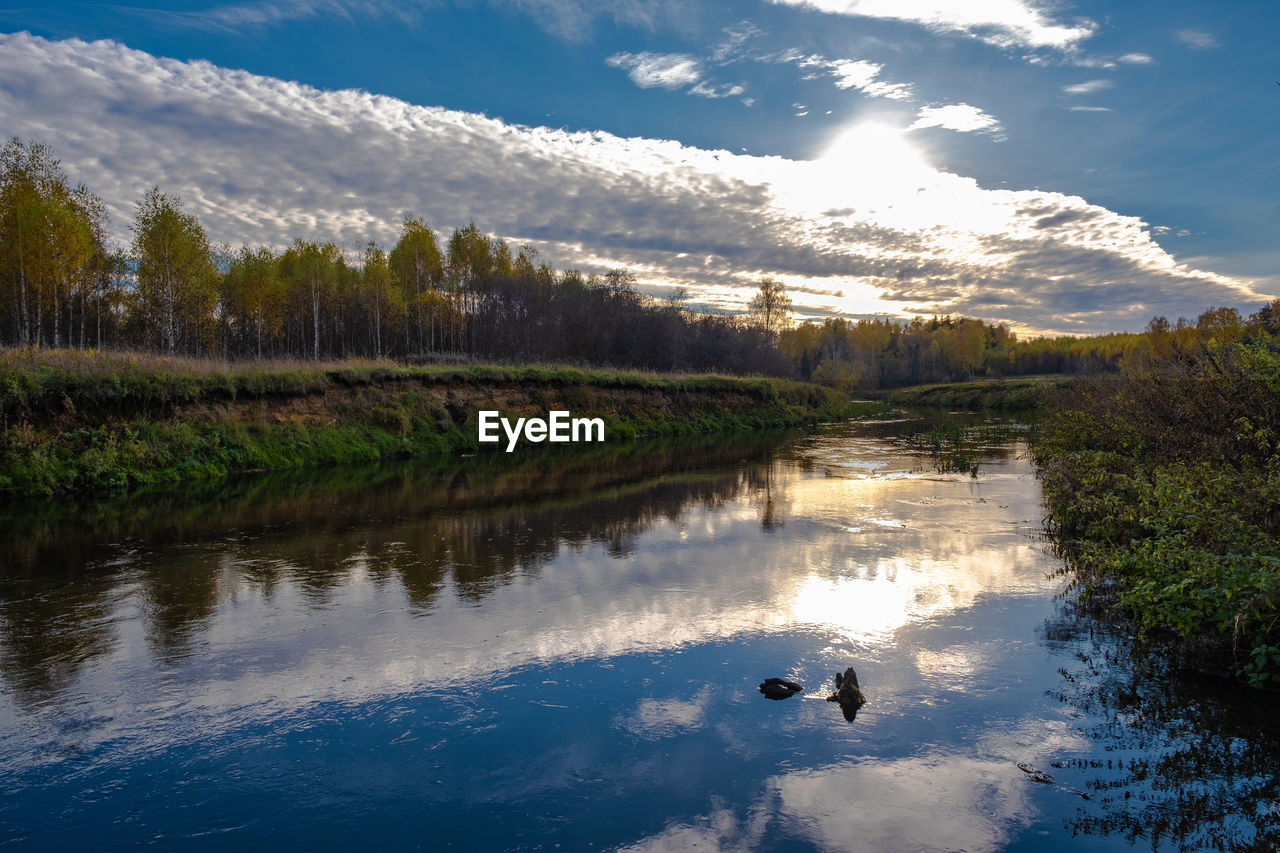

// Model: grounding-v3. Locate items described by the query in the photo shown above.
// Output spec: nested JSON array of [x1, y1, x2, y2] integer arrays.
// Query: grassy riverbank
[[879, 375, 1075, 411], [1030, 341, 1280, 687], [0, 348, 861, 498]]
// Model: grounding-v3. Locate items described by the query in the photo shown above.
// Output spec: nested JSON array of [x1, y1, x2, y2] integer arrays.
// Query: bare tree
[[748, 276, 792, 339]]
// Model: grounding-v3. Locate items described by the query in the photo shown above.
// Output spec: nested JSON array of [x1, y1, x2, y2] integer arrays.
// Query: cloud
[[1117, 52, 1154, 64], [1068, 105, 1112, 112], [135, 0, 695, 42], [908, 103, 1001, 134], [688, 80, 745, 99], [628, 717, 1093, 853], [0, 33, 1267, 335], [1062, 78, 1113, 95], [765, 0, 1096, 50], [615, 688, 712, 740], [829, 59, 913, 99], [1175, 29, 1220, 50], [606, 50, 745, 100], [710, 20, 762, 63], [606, 51, 703, 89], [1059, 78, 1111, 96], [774, 51, 913, 100]]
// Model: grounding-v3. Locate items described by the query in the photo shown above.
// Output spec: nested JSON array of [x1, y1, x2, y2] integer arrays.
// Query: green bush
[[1033, 341, 1280, 686]]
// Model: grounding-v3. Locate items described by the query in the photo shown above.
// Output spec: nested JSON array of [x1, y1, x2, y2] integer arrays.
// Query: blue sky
[[2, 0, 1277, 334]]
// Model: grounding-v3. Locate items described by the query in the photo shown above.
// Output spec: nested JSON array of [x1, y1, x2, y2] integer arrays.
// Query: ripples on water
[[0, 417, 1276, 850]]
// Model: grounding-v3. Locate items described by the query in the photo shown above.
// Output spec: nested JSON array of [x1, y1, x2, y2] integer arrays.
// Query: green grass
[[0, 347, 861, 498], [881, 375, 1076, 412], [0, 347, 847, 418]]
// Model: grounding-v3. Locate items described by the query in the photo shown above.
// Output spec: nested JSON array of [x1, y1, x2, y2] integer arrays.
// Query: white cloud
[[909, 103, 1002, 134], [776, 51, 913, 100], [1062, 78, 1113, 95], [144, 0, 695, 42], [765, 0, 1096, 50], [1175, 29, 1220, 50], [606, 51, 702, 89], [830, 59, 913, 99], [688, 80, 746, 99], [0, 33, 1267, 335], [629, 717, 1093, 853], [1068, 105, 1112, 112], [607, 50, 744, 99], [711, 20, 762, 63], [1118, 52, 1154, 64]]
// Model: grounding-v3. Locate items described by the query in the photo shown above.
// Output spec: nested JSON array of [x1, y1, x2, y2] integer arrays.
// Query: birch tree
[[388, 218, 442, 355], [132, 187, 216, 354]]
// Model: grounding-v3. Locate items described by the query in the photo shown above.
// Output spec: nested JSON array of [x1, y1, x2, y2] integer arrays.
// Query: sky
[[1, 0, 1277, 335]]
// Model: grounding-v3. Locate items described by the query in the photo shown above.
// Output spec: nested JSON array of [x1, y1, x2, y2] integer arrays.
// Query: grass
[[881, 375, 1077, 412], [0, 347, 860, 498], [0, 347, 845, 420]]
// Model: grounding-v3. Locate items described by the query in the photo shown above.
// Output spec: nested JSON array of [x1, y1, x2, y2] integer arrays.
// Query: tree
[[0, 138, 107, 348], [389, 218, 443, 355], [279, 239, 343, 360], [446, 223, 495, 354], [1250, 299, 1280, 335], [132, 187, 217, 354], [1145, 316, 1174, 359], [222, 246, 285, 358], [748, 276, 792, 339], [361, 241, 402, 358], [1196, 306, 1244, 345]]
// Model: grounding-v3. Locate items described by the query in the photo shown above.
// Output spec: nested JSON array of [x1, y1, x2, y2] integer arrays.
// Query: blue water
[[1, 419, 1274, 851]]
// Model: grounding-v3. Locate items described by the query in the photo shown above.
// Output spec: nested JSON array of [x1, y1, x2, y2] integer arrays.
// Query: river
[[1, 416, 1276, 851]]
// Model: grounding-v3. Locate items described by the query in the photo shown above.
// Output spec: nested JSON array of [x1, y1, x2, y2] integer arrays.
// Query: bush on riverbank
[[1032, 341, 1280, 686], [0, 347, 856, 497]]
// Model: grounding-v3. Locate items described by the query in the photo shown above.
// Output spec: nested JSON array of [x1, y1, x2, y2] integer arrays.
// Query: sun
[[819, 122, 929, 174], [771, 121, 933, 218], [816, 121, 934, 204]]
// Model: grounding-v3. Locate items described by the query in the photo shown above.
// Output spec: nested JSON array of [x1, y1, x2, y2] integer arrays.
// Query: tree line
[[779, 303, 1280, 390], [3, 136, 1276, 385], [0, 138, 787, 374]]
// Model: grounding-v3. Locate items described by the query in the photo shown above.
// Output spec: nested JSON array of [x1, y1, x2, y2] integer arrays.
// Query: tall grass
[[883, 376, 1075, 411], [0, 347, 857, 498], [0, 346, 840, 419]]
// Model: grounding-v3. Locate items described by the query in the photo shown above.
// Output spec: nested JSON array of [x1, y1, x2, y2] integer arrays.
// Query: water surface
[[1, 418, 1275, 850]]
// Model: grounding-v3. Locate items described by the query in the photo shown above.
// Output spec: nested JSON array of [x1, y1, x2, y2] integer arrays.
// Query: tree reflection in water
[[0, 431, 791, 708], [1044, 599, 1280, 852]]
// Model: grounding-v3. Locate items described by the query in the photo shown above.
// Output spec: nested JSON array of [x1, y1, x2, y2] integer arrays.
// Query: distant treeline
[[3, 136, 1278, 386], [780, 303, 1280, 389]]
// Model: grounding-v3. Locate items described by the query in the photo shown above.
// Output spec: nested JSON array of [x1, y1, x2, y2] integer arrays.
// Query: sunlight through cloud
[[0, 32, 1266, 336]]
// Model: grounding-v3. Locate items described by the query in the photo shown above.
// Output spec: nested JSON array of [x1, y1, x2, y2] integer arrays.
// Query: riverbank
[[1030, 341, 1280, 687], [878, 375, 1076, 411], [0, 348, 864, 497]]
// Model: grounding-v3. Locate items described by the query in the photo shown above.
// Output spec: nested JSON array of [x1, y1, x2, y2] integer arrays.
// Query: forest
[[0, 138, 786, 375], [3, 136, 1279, 388]]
